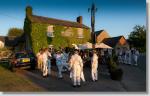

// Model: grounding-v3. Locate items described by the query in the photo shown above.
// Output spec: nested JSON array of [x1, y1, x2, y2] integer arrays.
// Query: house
[[102, 36, 129, 55], [95, 30, 110, 43], [95, 30, 129, 55], [24, 6, 91, 53]]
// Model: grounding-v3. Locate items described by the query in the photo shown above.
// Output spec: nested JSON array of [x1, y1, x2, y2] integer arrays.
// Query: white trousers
[[81, 71, 85, 82], [43, 61, 48, 76], [72, 65, 81, 86], [70, 70, 85, 82], [127, 56, 131, 64], [134, 56, 138, 65], [57, 64, 63, 78], [118, 56, 122, 63], [91, 68, 98, 81]]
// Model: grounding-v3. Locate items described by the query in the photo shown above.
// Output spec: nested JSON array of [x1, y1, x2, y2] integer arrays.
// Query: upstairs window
[[77, 28, 84, 38], [47, 25, 54, 37]]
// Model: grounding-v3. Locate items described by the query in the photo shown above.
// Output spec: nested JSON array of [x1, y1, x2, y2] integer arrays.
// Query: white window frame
[[47, 25, 54, 37], [77, 28, 84, 38]]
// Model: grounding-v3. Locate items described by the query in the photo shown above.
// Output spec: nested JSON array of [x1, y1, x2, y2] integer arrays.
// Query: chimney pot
[[77, 16, 82, 24]]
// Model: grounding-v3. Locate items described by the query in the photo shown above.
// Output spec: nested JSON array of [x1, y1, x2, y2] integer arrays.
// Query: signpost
[[88, 3, 97, 49]]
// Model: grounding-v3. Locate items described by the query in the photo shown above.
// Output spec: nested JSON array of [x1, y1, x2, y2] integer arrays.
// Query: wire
[[0, 12, 23, 22]]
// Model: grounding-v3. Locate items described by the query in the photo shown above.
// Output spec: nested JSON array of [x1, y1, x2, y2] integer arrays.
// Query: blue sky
[[0, 0, 146, 38]]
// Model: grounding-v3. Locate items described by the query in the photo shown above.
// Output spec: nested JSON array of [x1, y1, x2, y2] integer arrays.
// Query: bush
[[8, 28, 23, 37], [107, 57, 123, 81], [110, 68, 123, 81]]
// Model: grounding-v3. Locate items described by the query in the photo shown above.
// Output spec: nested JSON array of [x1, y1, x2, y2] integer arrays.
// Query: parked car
[[9, 51, 37, 72]]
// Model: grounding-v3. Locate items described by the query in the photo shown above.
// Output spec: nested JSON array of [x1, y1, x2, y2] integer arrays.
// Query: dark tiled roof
[[30, 15, 90, 29], [5, 36, 18, 47], [95, 30, 105, 36], [102, 36, 124, 47]]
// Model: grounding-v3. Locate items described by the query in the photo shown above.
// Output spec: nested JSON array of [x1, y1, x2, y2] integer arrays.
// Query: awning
[[78, 42, 92, 49]]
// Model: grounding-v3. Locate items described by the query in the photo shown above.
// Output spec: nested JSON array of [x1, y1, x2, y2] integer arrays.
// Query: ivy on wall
[[31, 23, 49, 53], [24, 19, 91, 53]]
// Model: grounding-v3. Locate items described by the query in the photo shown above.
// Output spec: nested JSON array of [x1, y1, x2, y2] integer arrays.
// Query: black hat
[[74, 49, 79, 54]]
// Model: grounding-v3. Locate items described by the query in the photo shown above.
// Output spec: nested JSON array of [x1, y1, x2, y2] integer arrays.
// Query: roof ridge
[[31, 15, 90, 29], [32, 15, 80, 24]]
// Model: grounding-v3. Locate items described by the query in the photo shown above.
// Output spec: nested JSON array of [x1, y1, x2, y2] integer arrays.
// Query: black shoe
[[58, 77, 63, 79], [95, 80, 98, 82], [72, 85, 76, 88], [77, 85, 81, 87], [43, 76, 47, 78]]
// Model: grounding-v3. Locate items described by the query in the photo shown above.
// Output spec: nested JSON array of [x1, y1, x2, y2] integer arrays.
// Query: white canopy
[[72, 44, 79, 49], [78, 42, 92, 49], [48, 45, 54, 49], [95, 43, 112, 49]]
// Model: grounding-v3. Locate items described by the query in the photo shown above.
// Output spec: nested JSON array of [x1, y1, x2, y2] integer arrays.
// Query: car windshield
[[28, 53, 35, 58], [15, 53, 28, 58]]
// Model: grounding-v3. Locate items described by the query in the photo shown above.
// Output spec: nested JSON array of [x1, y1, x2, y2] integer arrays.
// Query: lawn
[[0, 62, 44, 92]]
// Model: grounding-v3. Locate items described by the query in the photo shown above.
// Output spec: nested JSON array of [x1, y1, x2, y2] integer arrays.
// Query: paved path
[[119, 64, 146, 92]]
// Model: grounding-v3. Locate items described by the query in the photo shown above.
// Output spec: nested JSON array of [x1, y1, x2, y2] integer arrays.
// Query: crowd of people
[[36, 47, 140, 87], [36, 47, 99, 87], [117, 48, 140, 66]]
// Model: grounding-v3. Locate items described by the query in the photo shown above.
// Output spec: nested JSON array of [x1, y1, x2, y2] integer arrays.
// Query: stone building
[[24, 6, 91, 53]]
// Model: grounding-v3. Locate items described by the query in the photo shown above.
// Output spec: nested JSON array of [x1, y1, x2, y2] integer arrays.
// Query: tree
[[7, 28, 23, 37], [128, 25, 146, 52]]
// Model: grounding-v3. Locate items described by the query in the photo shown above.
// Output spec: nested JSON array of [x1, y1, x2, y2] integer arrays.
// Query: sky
[[0, 0, 146, 38]]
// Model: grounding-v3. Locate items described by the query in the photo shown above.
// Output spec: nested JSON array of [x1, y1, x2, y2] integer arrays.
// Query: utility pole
[[88, 3, 97, 48]]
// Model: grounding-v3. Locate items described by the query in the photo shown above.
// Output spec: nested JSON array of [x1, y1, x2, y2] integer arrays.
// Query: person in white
[[126, 49, 131, 65], [118, 49, 122, 64], [131, 47, 135, 65], [69, 51, 85, 82], [69, 59, 85, 82], [42, 48, 49, 77], [80, 70, 85, 82], [134, 49, 139, 66], [69, 50, 83, 87], [55, 51, 63, 78], [38, 49, 44, 71], [36, 49, 42, 70], [45, 48, 52, 75], [91, 50, 98, 82], [125, 50, 129, 65]]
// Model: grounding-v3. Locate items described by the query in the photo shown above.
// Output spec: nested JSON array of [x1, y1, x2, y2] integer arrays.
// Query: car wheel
[[30, 63, 36, 70], [9, 63, 16, 72]]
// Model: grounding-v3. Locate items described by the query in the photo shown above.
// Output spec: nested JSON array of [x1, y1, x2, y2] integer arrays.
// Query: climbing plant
[[24, 19, 90, 53]]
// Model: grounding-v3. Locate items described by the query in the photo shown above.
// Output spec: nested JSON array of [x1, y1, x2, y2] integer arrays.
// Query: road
[[14, 62, 146, 92]]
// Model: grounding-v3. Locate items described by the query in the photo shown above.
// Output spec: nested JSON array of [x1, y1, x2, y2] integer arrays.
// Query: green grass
[[0, 63, 45, 92]]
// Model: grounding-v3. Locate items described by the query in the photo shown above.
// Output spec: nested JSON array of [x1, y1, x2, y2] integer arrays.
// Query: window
[[77, 28, 83, 38], [47, 25, 54, 37], [62, 27, 73, 37]]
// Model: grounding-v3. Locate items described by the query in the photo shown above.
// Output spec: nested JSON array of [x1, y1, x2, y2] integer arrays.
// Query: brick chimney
[[77, 16, 82, 24]]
